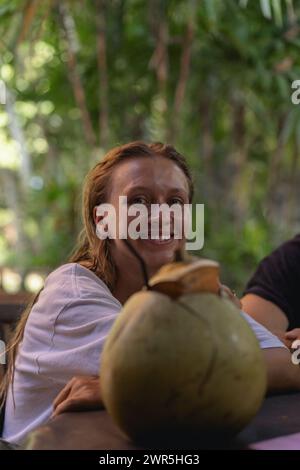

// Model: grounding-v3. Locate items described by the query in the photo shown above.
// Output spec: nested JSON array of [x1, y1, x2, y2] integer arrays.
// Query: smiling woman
[[0, 141, 297, 447], [0, 141, 195, 443]]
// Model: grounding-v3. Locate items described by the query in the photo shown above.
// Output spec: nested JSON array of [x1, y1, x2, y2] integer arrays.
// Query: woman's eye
[[130, 196, 149, 205], [169, 197, 184, 206]]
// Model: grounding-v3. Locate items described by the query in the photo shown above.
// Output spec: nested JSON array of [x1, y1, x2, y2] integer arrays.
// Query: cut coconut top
[[148, 258, 220, 298]]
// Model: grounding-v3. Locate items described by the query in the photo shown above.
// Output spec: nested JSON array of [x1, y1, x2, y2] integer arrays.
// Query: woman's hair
[[0, 141, 194, 408]]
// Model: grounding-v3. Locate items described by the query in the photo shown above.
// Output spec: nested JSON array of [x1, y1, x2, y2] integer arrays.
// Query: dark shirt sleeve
[[244, 235, 300, 329]]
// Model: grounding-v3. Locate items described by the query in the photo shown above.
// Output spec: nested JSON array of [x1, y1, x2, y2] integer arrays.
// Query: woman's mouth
[[141, 234, 176, 246]]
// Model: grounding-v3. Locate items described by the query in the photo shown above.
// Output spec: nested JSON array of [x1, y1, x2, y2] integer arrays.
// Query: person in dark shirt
[[242, 234, 300, 347]]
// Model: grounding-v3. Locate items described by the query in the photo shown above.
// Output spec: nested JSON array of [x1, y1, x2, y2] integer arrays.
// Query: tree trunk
[[148, 0, 169, 139], [169, 10, 195, 142], [58, 2, 96, 147], [266, 112, 289, 221], [199, 92, 214, 201], [17, 0, 40, 46], [228, 96, 249, 225], [95, 0, 109, 148], [5, 87, 32, 191]]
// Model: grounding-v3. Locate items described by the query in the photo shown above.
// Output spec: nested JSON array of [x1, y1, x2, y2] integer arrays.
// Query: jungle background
[[0, 0, 299, 296]]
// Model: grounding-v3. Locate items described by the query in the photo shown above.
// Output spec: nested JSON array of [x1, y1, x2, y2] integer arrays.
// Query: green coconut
[[100, 260, 267, 444]]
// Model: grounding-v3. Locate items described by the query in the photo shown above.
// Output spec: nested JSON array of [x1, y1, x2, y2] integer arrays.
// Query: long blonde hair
[[0, 141, 194, 407]]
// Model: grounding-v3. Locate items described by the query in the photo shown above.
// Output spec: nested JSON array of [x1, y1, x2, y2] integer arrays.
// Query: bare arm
[[263, 347, 300, 394], [241, 295, 300, 391], [242, 294, 288, 340], [51, 348, 300, 416]]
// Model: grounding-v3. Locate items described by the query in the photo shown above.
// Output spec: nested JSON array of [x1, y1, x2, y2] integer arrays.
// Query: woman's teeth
[[152, 234, 173, 240], [147, 235, 174, 244]]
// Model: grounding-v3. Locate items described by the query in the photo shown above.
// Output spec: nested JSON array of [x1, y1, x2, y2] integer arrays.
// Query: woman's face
[[97, 156, 190, 276]]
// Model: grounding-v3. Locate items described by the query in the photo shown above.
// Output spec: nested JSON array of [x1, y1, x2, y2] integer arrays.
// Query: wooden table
[[25, 392, 300, 450], [0, 292, 30, 323]]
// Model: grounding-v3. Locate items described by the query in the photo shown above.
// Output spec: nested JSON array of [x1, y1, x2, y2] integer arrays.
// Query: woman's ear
[[93, 206, 98, 225], [94, 206, 104, 240]]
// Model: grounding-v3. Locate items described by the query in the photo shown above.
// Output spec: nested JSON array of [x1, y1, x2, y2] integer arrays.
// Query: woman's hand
[[52, 375, 104, 417], [219, 284, 242, 309], [285, 328, 300, 349]]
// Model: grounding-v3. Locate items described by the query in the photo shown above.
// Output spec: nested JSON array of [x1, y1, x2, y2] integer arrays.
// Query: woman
[[0, 141, 297, 445]]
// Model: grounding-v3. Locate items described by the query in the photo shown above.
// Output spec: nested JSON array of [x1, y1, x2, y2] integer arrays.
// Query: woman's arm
[[241, 294, 288, 336], [242, 236, 300, 335], [52, 348, 300, 417], [263, 347, 300, 393]]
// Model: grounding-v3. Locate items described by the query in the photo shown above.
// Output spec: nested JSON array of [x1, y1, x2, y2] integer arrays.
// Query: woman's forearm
[[263, 348, 300, 394]]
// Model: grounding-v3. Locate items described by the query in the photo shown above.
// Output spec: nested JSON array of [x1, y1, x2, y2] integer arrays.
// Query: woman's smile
[[140, 234, 176, 246]]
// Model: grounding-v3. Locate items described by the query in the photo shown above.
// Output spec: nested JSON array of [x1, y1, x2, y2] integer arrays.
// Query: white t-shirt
[[3, 263, 285, 444]]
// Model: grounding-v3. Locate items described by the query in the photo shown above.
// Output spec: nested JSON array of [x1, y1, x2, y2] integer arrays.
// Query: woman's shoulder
[[43, 263, 119, 304], [46, 262, 103, 286], [30, 263, 121, 328]]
